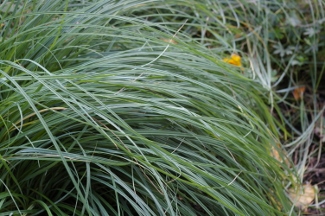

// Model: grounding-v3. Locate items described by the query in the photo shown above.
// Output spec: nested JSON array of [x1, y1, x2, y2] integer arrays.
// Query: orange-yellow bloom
[[223, 53, 242, 67]]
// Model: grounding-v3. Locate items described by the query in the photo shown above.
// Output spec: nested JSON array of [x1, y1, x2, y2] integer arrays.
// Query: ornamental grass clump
[[0, 0, 295, 215]]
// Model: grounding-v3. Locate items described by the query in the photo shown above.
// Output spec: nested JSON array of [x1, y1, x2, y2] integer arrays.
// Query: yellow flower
[[223, 53, 242, 67]]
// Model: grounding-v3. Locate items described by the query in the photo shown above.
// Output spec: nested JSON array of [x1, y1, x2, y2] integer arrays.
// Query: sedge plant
[[0, 0, 296, 215]]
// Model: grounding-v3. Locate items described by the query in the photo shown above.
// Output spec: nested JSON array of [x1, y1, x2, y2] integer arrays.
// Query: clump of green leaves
[[0, 0, 296, 215]]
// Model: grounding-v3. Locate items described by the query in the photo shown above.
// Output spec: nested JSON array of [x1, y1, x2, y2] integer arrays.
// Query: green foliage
[[0, 0, 298, 215]]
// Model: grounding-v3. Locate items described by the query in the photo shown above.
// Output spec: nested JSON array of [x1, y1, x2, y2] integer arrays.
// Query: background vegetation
[[0, 0, 324, 215]]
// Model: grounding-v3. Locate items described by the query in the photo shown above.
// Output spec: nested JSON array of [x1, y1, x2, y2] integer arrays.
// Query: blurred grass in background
[[0, 0, 324, 215]]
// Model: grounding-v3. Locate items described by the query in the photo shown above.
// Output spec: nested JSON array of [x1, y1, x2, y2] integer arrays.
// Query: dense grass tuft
[[0, 0, 299, 215]]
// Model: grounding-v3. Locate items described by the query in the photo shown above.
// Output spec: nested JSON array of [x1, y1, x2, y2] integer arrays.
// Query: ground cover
[[0, 0, 324, 215]]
